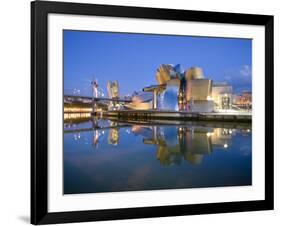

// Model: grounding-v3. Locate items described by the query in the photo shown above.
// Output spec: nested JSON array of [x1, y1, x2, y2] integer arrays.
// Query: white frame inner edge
[[48, 14, 265, 213]]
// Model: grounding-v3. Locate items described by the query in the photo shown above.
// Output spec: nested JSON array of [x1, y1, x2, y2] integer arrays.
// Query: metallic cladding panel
[[158, 79, 180, 111], [185, 67, 205, 81], [186, 79, 212, 101]]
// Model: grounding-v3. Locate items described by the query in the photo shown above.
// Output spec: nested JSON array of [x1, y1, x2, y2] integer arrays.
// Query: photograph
[[63, 30, 253, 195], [30, 1, 274, 224]]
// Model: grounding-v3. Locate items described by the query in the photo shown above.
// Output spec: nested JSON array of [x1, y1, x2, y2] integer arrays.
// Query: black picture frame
[[31, 0, 274, 224]]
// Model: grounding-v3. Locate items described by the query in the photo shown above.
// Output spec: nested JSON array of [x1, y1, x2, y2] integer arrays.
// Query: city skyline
[[64, 30, 252, 97]]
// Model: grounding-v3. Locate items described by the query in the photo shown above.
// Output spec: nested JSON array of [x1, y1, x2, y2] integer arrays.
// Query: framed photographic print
[[31, 0, 274, 224]]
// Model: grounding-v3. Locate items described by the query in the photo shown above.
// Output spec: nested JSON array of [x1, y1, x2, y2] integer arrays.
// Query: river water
[[63, 117, 252, 194]]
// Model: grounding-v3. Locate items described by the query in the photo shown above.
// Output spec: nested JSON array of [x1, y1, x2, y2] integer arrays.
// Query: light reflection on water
[[64, 117, 252, 194]]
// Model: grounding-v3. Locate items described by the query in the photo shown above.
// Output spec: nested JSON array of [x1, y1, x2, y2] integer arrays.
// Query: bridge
[[64, 95, 133, 103], [93, 97, 132, 103]]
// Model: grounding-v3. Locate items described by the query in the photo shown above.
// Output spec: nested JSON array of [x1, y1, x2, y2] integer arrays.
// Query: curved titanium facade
[[158, 79, 180, 111]]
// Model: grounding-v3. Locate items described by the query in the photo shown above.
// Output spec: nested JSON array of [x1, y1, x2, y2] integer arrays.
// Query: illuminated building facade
[[102, 64, 245, 113], [107, 81, 119, 99], [212, 83, 233, 110], [151, 65, 214, 112], [233, 91, 252, 109], [186, 79, 212, 101], [107, 81, 120, 110], [186, 78, 213, 112]]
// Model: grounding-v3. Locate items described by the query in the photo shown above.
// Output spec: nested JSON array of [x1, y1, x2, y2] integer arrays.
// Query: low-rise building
[[233, 91, 252, 110]]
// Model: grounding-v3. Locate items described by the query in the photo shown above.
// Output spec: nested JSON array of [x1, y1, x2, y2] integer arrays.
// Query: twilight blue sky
[[64, 30, 252, 96]]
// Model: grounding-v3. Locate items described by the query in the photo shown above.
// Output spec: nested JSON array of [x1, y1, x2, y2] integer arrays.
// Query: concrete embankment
[[95, 110, 251, 123]]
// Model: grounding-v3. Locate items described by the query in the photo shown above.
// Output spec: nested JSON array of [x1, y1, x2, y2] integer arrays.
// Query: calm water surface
[[64, 118, 252, 194]]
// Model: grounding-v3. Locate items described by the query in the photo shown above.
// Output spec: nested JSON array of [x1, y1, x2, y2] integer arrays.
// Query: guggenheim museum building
[[127, 64, 233, 112]]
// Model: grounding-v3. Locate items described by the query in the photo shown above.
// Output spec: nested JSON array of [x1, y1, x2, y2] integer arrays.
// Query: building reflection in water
[[132, 125, 239, 166], [211, 128, 233, 150], [66, 115, 251, 165], [84, 117, 246, 166], [108, 122, 119, 145], [91, 119, 120, 147], [138, 126, 217, 166], [92, 117, 101, 148]]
